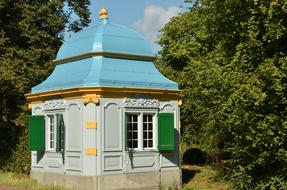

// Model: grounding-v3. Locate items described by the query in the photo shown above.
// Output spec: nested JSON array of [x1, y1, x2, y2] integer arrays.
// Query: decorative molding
[[54, 51, 155, 65], [26, 86, 180, 103], [43, 99, 66, 110], [178, 99, 183, 107], [104, 102, 118, 109], [33, 107, 43, 115], [67, 102, 81, 110], [154, 154, 160, 170], [123, 152, 129, 173], [160, 103, 174, 111], [82, 94, 100, 105], [123, 95, 160, 108]]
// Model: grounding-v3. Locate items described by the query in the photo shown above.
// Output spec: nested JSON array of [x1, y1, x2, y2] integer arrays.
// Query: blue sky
[[87, 0, 187, 52]]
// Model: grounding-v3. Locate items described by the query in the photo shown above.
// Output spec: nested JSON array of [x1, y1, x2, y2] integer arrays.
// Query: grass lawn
[[0, 171, 68, 190], [181, 165, 232, 190], [0, 165, 232, 190]]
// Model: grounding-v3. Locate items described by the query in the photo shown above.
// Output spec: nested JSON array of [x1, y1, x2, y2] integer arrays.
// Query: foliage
[[157, 0, 287, 188], [0, 0, 90, 173]]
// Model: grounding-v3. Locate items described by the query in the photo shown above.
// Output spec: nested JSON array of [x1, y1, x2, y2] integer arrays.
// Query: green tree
[[0, 0, 90, 173], [157, 0, 287, 188]]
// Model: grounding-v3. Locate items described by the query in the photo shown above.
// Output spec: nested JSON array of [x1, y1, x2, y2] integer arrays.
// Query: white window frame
[[127, 113, 140, 150], [143, 114, 154, 149], [46, 114, 57, 152], [126, 110, 158, 151]]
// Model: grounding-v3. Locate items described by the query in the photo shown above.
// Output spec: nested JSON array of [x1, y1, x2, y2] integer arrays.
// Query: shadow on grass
[[182, 168, 200, 185]]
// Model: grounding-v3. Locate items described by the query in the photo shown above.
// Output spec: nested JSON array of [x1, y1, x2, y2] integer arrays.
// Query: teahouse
[[26, 8, 181, 190]]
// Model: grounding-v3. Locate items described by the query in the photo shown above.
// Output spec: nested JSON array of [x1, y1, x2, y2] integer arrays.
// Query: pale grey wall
[[100, 96, 180, 175], [160, 100, 180, 169], [82, 102, 97, 176], [100, 98, 123, 174], [31, 99, 84, 175], [31, 95, 180, 177]]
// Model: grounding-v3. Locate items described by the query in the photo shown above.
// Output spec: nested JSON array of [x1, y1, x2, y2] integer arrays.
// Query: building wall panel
[[103, 102, 122, 151], [67, 103, 82, 151]]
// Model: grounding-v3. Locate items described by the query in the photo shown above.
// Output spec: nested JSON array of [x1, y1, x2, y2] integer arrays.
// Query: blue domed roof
[[32, 17, 178, 93], [56, 20, 153, 60]]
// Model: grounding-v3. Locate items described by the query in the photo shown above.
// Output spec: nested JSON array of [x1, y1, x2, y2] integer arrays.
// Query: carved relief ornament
[[154, 153, 160, 170], [123, 97, 160, 108], [123, 152, 129, 173], [82, 94, 100, 105], [43, 99, 66, 110]]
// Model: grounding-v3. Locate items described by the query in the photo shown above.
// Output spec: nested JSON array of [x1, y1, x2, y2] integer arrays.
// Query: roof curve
[[31, 14, 178, 93], [56, 20, 153, 60]]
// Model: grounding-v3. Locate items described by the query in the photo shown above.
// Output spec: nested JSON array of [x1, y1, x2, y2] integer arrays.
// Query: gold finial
[[99, 7, 108, 19]]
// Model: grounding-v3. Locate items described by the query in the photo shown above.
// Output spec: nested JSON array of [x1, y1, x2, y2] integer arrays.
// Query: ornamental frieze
[[43, 99, 66, 110], [123, 96, 159, 108]]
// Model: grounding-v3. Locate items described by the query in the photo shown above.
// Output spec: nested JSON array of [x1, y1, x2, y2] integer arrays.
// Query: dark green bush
[[3, 127, 30, 174], [157, 0, 287, 188]]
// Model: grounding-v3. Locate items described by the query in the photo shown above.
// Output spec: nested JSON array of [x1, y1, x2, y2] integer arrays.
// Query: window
[[143, 114, 153, 148], [47, 115, 56, 151], [126, 112, 156, 150], [28, 113, 64, 152], [124, 112, 176, 152], [46, 113, 64, 152], [127, 114, 138, 149]]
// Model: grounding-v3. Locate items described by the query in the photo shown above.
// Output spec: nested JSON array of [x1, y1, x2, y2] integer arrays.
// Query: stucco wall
[[30, 95, 180, 177]]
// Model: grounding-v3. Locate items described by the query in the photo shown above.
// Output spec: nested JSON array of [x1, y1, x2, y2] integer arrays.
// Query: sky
[[87, 0, 187, 53]]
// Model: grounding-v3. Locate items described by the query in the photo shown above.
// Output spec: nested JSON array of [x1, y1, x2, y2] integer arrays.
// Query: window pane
[[128, 141, 132, 148], [133, 115, 137, 122], [144, 140, 147, 148], [133, 132, 138, 139], [143, 115, 147, 122], [127, 114, 138, 149], [133, 140, 138, 148], [143, 123, 147, 131], [143, 114, 153, 148], [48, 115, 56, 150], [50, 141, 54, 148], [133, 124, 137, 130], [143, 115, 146, 122], [148, 123, 153, 130], [148, 140, 153, 147]]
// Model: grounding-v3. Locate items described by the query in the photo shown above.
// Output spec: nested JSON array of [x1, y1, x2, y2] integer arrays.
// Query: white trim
[[142, 114, 153, 149], [138, 113, 143, 150], [125, 110, 158, 151], [127, 113, 140, 151], [160, 103, 173, 111], [46, 114, 56, 152]]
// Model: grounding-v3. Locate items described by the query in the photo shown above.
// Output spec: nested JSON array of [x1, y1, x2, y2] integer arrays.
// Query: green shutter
[[56, 114, 63, 152], [158, 113, 175, 151], [29, 115, 45, 151]]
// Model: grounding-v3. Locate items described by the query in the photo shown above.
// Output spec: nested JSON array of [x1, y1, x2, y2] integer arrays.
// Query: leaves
[[0, 0, 90, 173], [157, 0, 287, 188]]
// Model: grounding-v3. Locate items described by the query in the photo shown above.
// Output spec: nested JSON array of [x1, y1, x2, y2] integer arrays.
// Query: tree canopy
[[157, 0, 287, 188], [0, 0, 90, 173]]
